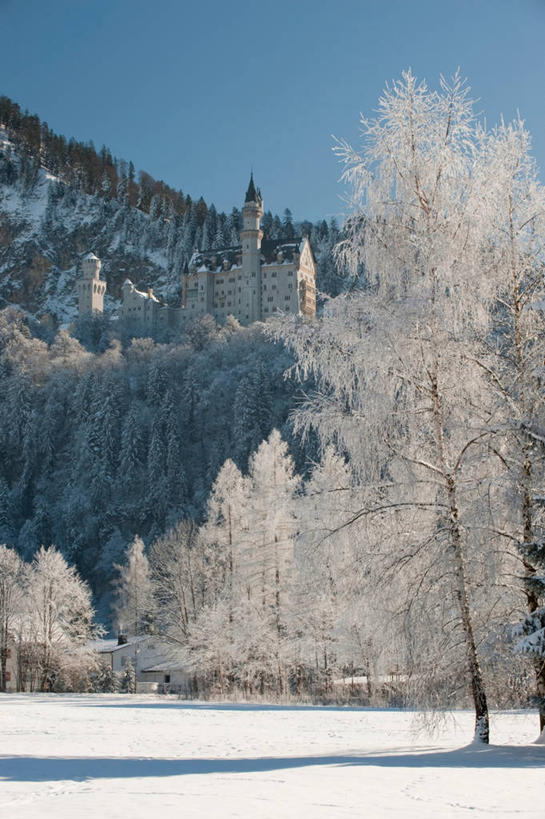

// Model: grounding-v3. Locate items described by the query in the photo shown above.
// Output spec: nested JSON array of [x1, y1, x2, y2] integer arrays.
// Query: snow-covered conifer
[[113, 536, 155, 636]]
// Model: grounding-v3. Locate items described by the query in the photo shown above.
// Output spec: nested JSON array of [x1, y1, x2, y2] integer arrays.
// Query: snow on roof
[[133, 286, 159, 302], [88, 636, 148, 653], [84, 252, 99, 261], [141, 661, 187, 672]]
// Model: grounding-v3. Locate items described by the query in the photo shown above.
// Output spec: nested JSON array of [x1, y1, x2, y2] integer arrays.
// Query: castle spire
[[245, 172, 261, 204]]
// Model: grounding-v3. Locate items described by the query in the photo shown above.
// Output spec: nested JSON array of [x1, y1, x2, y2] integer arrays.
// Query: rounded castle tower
[[240, 174, 263, 323], [77, 252, 106, 315]]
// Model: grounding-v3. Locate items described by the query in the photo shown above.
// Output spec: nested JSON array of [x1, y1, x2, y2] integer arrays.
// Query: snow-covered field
[[0, 695, 543, 818]]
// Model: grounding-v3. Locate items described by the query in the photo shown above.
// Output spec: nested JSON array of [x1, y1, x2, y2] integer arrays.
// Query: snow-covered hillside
[[0, 695, 543, 818], [0, 128, 178, 325], [0, 112, 343, 327]]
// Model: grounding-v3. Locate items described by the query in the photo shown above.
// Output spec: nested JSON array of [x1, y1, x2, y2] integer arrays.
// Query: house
[[91, 635, 190, 694]]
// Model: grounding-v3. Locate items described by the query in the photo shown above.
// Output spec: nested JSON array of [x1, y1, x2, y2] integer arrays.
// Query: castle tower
[[77, 252, 106, 315], [240, 174, 263, 323]]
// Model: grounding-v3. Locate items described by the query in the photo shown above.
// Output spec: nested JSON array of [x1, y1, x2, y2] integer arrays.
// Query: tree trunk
[[0, 647, 6, 692], [431, 358, 489, 743], [446, 476, 489, 743]]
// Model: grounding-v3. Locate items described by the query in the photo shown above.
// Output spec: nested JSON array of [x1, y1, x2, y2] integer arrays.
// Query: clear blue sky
[[1, 0, 545, 221]]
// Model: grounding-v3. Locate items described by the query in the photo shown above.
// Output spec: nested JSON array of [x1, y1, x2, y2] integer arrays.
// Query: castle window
[[288, 271, 294, 277], [229, 277, 235, 283], [288, 283, 293, 290], [268, 296, 273, 302], [252, 272, 256, 277], [272, 271, 277, 278], [285, 295, 291, 301], [272, 284, 277, 290], [263, 284, 267, 290], [264, 307, 269, 313]]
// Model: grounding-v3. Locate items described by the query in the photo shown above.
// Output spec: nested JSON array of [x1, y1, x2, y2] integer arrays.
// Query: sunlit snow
[[0, 694, 543, 818]]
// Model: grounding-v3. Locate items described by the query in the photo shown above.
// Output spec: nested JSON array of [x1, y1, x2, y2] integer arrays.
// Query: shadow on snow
[[79, 701, 400, 713], [1, 745, 543, 783]]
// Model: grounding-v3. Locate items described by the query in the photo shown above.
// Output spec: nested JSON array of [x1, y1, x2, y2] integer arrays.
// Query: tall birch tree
[[278, 71, 495, 741], [476, 119, 545, 734]]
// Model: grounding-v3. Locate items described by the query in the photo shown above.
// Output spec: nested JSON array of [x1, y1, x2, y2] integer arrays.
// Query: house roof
[[141, 661, 187, 673], [88, 636, 148, 654]]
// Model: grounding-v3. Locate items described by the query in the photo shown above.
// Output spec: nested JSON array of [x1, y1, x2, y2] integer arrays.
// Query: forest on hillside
[[0, 308, 315, 593]]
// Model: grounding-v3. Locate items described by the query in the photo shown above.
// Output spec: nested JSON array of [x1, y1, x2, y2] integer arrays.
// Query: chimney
[[117, 633, 128, 646]]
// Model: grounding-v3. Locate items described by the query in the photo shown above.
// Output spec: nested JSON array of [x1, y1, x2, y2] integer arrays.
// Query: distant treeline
[[0, 94, 201, 218]]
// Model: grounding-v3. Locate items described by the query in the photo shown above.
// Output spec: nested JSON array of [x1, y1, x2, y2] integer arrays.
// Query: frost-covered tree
[[200, 459, 248, 610], [294, 449, 356, 693], [93, 660, 121, 693], [25, 546, 96, 690], [278, 71, 498, 741], [121, 658, 136, 693], [113, 536, 155, 636], [0, 545, 24, 690], [150, 520, 204, 647], [475, 120, 545, 734], [237, 430, 300, 693]]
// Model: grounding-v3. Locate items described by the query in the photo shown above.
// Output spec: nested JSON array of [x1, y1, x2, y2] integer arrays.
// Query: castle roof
[[188, 237, 303, 274], [122, 278, 160, 302], [84, 251, 99, 261], [260, 238, 303, 263]]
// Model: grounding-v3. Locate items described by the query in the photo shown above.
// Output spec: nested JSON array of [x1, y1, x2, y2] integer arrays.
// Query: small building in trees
[[91, 635, 190, 693], [183, 175, 317, 324], [76, 252, 107, 315]]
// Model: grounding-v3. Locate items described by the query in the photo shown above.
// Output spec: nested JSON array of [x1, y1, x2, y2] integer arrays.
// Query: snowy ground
[[0, 695, 543, 818]]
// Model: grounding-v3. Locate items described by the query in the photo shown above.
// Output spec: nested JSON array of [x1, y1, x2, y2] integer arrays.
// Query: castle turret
[[240, 174, 263, 323], [77, 252, 106, 315]]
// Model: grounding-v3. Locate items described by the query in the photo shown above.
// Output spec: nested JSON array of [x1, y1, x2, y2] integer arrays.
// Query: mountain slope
[[0, 126, 182, 324]]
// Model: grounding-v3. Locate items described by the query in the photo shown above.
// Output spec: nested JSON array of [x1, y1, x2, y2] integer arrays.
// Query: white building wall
[[77, 253, 106, 315]]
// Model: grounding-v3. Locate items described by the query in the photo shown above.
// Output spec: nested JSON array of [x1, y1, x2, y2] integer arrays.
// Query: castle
[[77, 176, 316, 328]]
